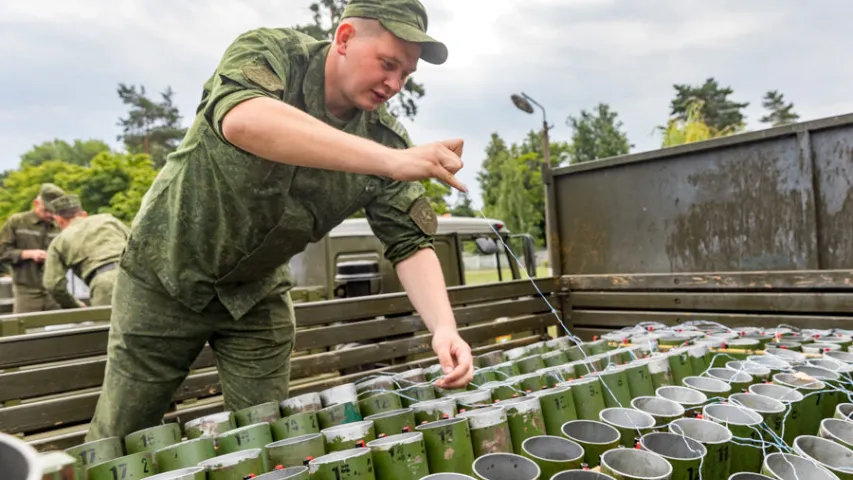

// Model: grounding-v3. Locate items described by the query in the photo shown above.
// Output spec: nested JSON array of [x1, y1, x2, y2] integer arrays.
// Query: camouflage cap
[[38, 183, 65, 212], [49, 194, 82, 213], [341, 0, 448, 65]]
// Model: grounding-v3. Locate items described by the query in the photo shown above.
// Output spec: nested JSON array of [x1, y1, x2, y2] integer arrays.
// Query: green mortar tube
[[526, 386, 579, 436], [183, 412, 235, 439], [669, 418, 732, 480], [153, 437, 216, 471], [434, 384, 468, 398], [472, 452, 542, 480], [682, 376, 732, 401], [65, 436, 123, 471], [520, 435, 583, 479], [366, 431, 429, 480], [320, 420, 376, 453], [504, 346, 530, 362], [397, 382, 436, 407], [498, 396, 548, 454], [473, 368, 499, 387], [481, 380, 523, 402], [253, 466, 310, 480], [235, 401, 281, 427], [599, 408, 655, 449], [85, 451, 156, 480], [655, 386, 708, 415], [687, 345, 710, 375], [640, 432, 706, 480], [564, 346, 585, 362], [535, 367, 567, 389], [457, 405, 513, 456], [703, 404, 764, 474], [199, 448, 265, 480], [565, 377, 606, 421], [666, 349, 695, 386], [475, 351, 505, 368], [36, 451, 78, 480], [357, 390, 403, 418], [516, 355, 546, 375], [630, 396, 684, 427], [560, 420, 620, 469], [581, 340, 609, 356], [415, 417, 475, 475], [393, 368, 426, 387], [215, 422, 273, 471], [510, 373, 548, 393], [706, 368, 753, 394], [317, 402, 363, 429], [792, 434, 853, 480], [364, 408, 416, 437], [542, 350, 570, 367], [271, 411, 321, 440], [320, 384, 359, 408], [772, 372, 825, 436], [792, 365, 843, 419], [621, 361, 655, 398], [424, 364, 446, 381], [748, 383, 806, 444], [452, 388, 493, 412], [494, 361, 522, 380], [599, 448, 673, 480], [125, 423, 181, 457], [546, 337, 572, 351], [726, 361, 771, 383], [145, 466, 207, 480], [729, 393, 786, 442], [280, 392, 324, 416], [412, 397, 457, 424], [587, 368, 632, 409], [265, 433, 326, 469], [646, 355, 675, 389], [762, 452, 839, 480]]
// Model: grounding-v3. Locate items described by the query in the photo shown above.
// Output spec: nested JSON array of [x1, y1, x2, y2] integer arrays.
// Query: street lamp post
[[510, 92, 562, 285]]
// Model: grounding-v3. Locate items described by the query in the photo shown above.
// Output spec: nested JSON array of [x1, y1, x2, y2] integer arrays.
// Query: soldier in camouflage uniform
[[0, 183, 65, 313], [86, 0, 474, 441], [42, 194, 130, 308]]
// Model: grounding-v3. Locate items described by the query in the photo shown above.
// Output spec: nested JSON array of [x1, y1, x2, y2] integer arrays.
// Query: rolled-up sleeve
[[201, 29, 292, 144], [365, 180, 436, 266]]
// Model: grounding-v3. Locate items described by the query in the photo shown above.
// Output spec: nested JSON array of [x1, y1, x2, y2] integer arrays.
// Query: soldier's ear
[[334, 22, 357, 55]]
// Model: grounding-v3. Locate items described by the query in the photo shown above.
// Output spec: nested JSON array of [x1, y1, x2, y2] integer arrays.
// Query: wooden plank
[[25, 336, 547, 452], [570, 292, 853, 314], [0, 347, 218, 403], [0, 306, 111, 330], [297, 297, 551, 350], [290, 314, 555, 379], [566, 270, 853, 292], [572, 309, 853, 331], [295, 278, 559, 326], [0, 291, 559, 370]]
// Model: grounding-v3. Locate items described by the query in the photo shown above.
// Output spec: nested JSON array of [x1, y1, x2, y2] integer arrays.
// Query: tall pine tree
[[760, 90, 800, 126]]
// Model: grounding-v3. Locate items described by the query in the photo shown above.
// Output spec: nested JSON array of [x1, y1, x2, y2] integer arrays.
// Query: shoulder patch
[[242, 63, 284, 93], [410, 197, 437, 235]]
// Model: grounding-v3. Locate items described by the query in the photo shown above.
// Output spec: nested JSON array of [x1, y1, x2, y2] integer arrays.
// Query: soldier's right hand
[[388, 139, 467, 192], [22, 249, 47, 262]]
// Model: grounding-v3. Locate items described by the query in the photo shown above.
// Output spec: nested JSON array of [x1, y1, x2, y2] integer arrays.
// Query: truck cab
[[288, 215, 540, 302]]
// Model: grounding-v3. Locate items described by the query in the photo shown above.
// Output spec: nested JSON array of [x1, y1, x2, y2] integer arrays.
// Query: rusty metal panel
[[811, 126, 853, 269], [550, 114, 853, 275]]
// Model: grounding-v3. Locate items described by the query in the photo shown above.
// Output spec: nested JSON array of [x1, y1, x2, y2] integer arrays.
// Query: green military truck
[[1, 112, 851, 455]]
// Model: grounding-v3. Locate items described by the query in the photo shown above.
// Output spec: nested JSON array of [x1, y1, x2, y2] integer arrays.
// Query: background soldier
[[0, 183, 65, 313], [86, 0, 475, 442], [42, 194, 130, 308]]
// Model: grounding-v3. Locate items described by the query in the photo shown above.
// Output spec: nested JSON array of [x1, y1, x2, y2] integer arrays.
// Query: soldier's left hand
[[431, 328, 474, 389]]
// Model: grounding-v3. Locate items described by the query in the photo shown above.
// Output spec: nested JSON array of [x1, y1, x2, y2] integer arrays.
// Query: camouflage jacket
[[43, 214, 130, 308], [121, 28, 436, 320], [0, 211, 60, 287]]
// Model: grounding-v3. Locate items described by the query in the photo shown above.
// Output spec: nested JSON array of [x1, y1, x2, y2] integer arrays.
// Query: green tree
[[760, 90, 800, 126], [661, 99, 739, 147], [450, 192, 475, 217], [20, 139, 112, 168], [116, 83, 187, 168], [670, 77, 749, 133], [566, 103, 632, 164], [293, 0, 426, 121]]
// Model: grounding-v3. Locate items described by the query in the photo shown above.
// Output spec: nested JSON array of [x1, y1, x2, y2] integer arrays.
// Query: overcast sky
[[2, 0, 852, 208]]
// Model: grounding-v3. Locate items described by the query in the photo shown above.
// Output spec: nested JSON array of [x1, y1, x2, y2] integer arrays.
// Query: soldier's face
[[342, 29, 420, 110]]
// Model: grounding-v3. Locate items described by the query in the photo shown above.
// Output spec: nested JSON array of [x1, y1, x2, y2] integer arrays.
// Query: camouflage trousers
[[12, 284, 60, 313], [85, 266, 295, 442], [88, 268, 117, 306]]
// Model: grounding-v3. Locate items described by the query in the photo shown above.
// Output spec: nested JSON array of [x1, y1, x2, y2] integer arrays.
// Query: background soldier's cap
[[341, 0, 448, 65], [49, 194, 82, 213], [38, 183, 65, 212]]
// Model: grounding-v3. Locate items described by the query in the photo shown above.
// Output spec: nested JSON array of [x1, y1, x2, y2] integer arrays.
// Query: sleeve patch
[[409, 197, 437, 235], [242, 63, 284, 93]]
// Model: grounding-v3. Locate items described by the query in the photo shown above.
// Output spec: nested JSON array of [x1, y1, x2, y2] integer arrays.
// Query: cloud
[[2, 0, 853, 214]]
